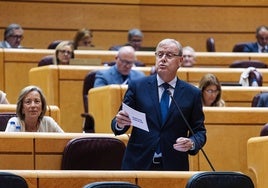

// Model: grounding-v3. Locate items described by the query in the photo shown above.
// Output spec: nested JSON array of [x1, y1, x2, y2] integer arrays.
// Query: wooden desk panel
[[0, 170, 201, 188], [247, 136, 268, 188], [0, 133, 34, 170]]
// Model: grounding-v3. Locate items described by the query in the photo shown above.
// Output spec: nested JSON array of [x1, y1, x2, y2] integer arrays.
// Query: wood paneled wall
[[1, 0, 268, 51]]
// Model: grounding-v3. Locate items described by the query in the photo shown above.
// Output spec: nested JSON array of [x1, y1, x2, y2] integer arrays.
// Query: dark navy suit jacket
[[243, 42, 263, 52], [111, 75, 206, 171]]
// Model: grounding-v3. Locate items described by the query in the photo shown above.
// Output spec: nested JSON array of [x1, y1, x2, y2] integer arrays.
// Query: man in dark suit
[[109, 28, 143, 51], [94, 46, 145, 88], [111, 38, 206, 171], [243, 25, 268, 52]]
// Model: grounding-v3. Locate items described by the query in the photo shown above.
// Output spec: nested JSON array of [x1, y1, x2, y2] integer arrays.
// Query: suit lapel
[[147, 76, 162, 126], [163, 79, 184, 128]]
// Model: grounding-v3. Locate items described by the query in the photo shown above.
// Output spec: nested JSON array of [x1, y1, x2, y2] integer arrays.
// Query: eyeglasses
[[10, 35, 24, 40], [205, 89, 219, 95], [155, 51, 181, 59], [118, 57, 135, 66], [59, 50, 73, 55]]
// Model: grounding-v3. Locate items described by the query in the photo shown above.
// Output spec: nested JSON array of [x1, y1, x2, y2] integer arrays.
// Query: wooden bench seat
[[0, 132, 129, 170], [2, 170, 199, 188], [88, 85, 268, 131], [88, 83, 268, 176], [0, 48, 268, 104], [34, 133, 129, 170], [2, 0, 268, 52], [29, 65, 268, 132]]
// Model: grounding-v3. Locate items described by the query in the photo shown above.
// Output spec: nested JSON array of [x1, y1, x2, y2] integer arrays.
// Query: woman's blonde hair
[[16, 85, 47, 121]]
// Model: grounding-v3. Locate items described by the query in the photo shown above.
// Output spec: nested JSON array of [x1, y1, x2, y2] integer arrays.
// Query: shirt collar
[[157, 74, 177, 88]]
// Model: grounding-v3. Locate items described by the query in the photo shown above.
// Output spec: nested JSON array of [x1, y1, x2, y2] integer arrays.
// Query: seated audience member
[[94, 46, 145, 88], [182, 46, 196, 67], [38, 41, 74, 66], [5, 85, 64, 132], [0, 23, 24, 48], [0, 90, 9, 104], [54, 41, 74, 65], [199, 73, 225, 107], [73, 28, 94, 50], [109, 28, 143, 51], [243, 25, 268, 52]]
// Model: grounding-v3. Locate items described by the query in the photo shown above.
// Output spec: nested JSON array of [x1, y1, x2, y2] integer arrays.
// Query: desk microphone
[[167, 90, 215, 171]]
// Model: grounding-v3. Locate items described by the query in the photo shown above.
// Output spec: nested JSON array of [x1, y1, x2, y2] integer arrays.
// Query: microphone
[[167, 90, 215, 171]]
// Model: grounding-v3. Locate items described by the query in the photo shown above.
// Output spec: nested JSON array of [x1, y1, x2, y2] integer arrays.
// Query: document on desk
[[122, 103, 149, 132]]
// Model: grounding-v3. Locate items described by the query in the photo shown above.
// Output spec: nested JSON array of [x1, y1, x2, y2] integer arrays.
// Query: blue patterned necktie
[[160, 83, 170, 125]]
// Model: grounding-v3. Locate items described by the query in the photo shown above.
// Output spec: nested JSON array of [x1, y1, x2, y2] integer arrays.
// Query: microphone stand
[[168, 91, 215, 171]]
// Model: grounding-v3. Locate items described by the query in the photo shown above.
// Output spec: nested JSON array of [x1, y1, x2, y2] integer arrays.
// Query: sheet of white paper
[[122, 103, 149, 132]]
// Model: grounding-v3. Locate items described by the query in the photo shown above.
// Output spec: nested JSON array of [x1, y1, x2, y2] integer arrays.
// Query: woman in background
[[5, 85, 64, 132], [73, 28, 94, 50], [53, 41, 74, 65], [199, 73, 225, 107]]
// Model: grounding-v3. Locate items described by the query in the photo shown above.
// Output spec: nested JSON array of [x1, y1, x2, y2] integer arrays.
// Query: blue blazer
[[111, 75, 206, 171], [243, 42, 260, 52], [94, 65, 145, 88]]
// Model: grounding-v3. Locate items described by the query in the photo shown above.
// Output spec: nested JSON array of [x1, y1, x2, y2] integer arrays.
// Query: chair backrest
[[0, 112, 17, 131], [260, 123, 268, 136], [232, 42, 249, 52], [185, 171, 254, 188], [0, 172, 28, 188], [206, 37, 216, 52], [248, 69, 263, 86], [81, 71, 97, 133], [82, 71, 97, 113], [251, 92, 268, 107], [47, 40, 62, 49], [83, 181, 140, 188], [239, 67, 263, 86], [61, 137, 126, 170], [38, 55, 54, 66], [229, 60, 267, 68]]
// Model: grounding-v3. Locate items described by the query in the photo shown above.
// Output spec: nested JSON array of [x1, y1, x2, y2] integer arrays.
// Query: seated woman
[[5, 85, 64, 132], [73, 28, 94, 50], [38, 40, 74, 66], [53, 41, 74, 65], [198, 73, 225, 107]]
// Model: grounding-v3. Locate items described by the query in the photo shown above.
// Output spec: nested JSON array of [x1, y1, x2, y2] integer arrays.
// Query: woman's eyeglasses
[[205, 89, 219, 95]]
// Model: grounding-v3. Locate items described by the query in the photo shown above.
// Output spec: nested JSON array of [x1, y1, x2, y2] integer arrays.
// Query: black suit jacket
[[111, 75, 206, 171]]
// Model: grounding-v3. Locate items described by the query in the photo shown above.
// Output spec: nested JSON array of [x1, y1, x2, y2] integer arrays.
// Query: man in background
[[94, 46, 145, 87], [182, 46, 196, 67], [0, 23, 24, 48], [243, 25, 268, 53], [109, 28, 143, 51]]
